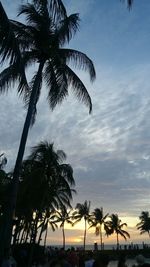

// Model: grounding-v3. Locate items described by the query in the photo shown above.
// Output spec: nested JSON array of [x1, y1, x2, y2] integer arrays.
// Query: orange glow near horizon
[[45, 215, 150, 246]]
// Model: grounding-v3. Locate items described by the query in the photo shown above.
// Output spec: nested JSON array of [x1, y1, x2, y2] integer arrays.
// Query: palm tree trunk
[[20, 228, 26, 244], [24, 224, 30, 244], [12, 219, 20, 245], [38, 215, 47, 245], [62, 224, 65, 250], [0, 61, 45, 257], [117, 232, 119, 250], [16, 226, 22, 244], [100, 224, 103, 250], [83, 219, 87, 251], [44, 224, 48, 248]]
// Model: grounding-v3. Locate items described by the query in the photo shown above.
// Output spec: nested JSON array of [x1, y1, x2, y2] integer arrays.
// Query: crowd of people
[[45, 247, 110, 267], [2, 246, 150, 267]]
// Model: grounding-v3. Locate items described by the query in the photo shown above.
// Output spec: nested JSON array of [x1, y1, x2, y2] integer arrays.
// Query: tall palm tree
[[89, 207, 109, 250], [0, 0, 95, 252], [107, 214, 130, 249], [137, 211, 150, 238], [73, 200, 91, 250], [55, 206, 73, 250]]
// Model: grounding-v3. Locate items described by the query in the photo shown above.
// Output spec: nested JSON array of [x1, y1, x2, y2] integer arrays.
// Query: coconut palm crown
[[107, 214, 130, 249], [55, 206, 73, 250], [73, 200, 91, 250], [137, 211, 150, 238], [89, 207, 109, 250]]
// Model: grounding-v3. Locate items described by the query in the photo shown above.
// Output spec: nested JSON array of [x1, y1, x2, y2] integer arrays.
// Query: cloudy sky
[[1, 0, 150, 247]]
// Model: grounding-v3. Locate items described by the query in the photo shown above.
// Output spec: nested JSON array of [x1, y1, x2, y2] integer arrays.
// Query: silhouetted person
[[85, 252, 94, 267], [93, 254, 109, 267], [67, 247, 79, 267], [118, 254, 127, 267], [1, 248, 17, 267]]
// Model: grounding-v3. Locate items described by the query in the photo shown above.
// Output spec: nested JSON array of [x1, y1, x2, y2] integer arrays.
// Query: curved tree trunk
[[100, 224, 103, 250], [20, 228, 26, 244], [62, 224, 65, 250], [38, 215, 47, 245], [24, 224, 30, 244], [83, 219, 87, 251], [12, 218, 21, 245], [44, 224, 48, 248], [117, 232, 119, 250], [0, 62, 44, 257]]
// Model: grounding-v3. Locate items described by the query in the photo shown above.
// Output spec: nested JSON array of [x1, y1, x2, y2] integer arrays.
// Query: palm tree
[[137, 211, 150, 238], [89, 207, 109, 250], [55, 206, 73, 250], [37, 209, 58, 247], [107, 214, 130, 249], [15, 141, 76, 244], [73, 200, 91, 250], [11, 141, 75, 246], [0, 0, 96, 252]]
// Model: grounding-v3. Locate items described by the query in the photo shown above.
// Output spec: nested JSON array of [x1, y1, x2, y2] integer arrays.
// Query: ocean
[[51, 243, 147, 251]]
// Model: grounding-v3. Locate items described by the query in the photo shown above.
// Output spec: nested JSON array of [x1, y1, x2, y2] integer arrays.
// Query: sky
[[1, 0, 150, 248]]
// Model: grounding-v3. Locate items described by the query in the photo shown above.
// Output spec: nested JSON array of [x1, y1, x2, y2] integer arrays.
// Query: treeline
[[1, 143, 148, 253]]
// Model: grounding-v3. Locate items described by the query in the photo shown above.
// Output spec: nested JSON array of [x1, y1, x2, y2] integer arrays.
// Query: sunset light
[[1, 2, 150, 265]]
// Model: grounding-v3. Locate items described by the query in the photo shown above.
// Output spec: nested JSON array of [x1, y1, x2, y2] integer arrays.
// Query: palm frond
[[50, 222, 58, 232], [28, 141, 55, 161], [10, 20, 34, 50], [0, 3, 29, 95], [0, 65, 19, 94], [33, 0, 48, 15], [56, 150, 66, 162], [103, 213, 109, 221], [72, 218, 81, 226], [44, 60, 68, 110], [57, 13, 80, 45], [59, 164, 75, 186], [18, 4, 42, 27], [65, 65, 92, 113], [120, 223, 127, 228], [49, 0, 67, 23], [60, 48, 96, 82], [0, 2, 21, 64], [0, 62, 28, 96], [118, 229, 130, 239]]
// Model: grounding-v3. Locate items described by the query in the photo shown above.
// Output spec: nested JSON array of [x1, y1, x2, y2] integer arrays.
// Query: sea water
[[52, 243, 147, 251]]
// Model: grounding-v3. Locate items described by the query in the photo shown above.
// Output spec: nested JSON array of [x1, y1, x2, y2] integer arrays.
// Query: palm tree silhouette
[[73, 200, 91, 250], [107, 214, 130, 249], [38, 210, 58, 247], [55, 206, 73, 250], [0, 0, 95, 252], [137, 211, 150, 238], [13, 141, 76, 245], [89, 207, 109, 250]]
